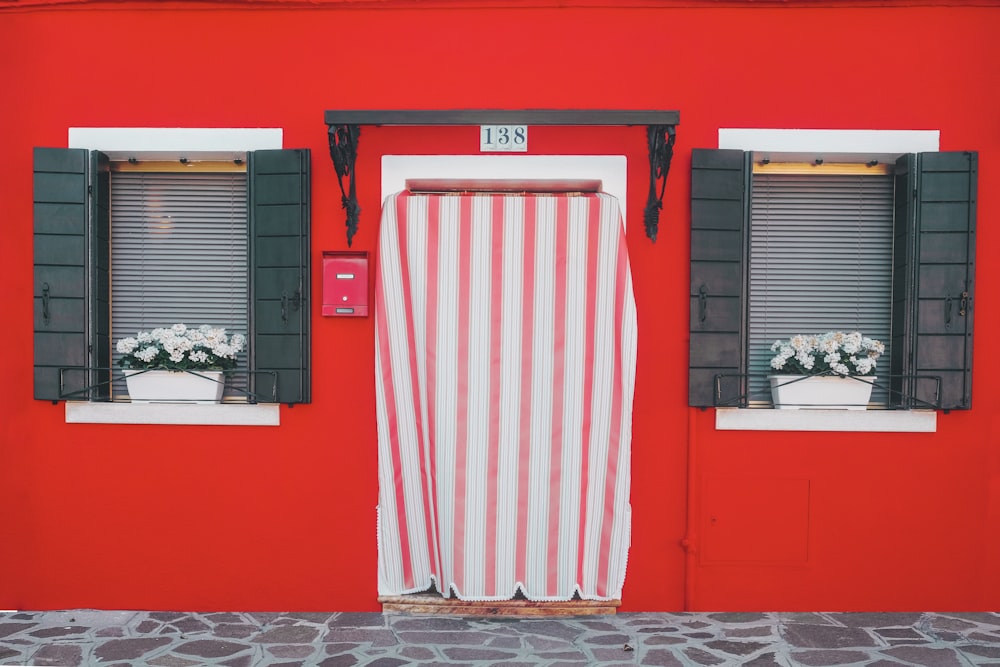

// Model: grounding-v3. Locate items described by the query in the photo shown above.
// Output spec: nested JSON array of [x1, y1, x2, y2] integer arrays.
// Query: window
[[109, 163, 250, 399], [689, 148, 977, 412], [33, 146, 312, 407], [747, 164, 894, 406]]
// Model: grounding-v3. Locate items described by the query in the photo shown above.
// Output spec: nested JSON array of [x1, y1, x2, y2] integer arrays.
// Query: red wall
[[1, 0, 998, 612]]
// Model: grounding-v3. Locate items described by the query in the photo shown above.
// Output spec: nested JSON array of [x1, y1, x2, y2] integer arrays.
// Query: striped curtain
[[375, 191, 637, 601]]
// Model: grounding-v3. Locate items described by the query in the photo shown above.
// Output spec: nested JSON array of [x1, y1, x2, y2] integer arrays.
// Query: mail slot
[[322, 250, 369, 316]]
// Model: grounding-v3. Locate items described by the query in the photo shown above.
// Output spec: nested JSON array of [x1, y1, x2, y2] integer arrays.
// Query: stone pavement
[[1, 610, 999, 667]]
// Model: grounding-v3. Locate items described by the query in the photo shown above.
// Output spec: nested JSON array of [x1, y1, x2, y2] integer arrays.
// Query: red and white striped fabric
[[375, 191, 636, 601]]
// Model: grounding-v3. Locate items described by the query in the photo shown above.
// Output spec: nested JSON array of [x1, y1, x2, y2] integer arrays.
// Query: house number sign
[[480, 125, 528, 152]]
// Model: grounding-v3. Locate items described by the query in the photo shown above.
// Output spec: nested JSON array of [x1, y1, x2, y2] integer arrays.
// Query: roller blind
[[748, 172, 893, 405], [110, 170, 248, 397]]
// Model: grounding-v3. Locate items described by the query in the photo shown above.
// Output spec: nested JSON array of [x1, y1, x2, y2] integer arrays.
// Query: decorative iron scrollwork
[[643, 124, 676, 242], [328, 124, 361, 247], [324, 112, 679, 245]]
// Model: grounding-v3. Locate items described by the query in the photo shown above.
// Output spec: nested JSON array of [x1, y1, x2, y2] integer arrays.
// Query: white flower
[[854, 357, 876, 374], [842, 332, 863, 354], [769, 330, 883, 376], [213, 343, 237, 359], [116, 323, 245, 371], [864, 338, 885, 355], [819, 337, 839, 355]]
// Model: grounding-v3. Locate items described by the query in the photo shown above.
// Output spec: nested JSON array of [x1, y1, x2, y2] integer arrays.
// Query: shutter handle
[[698, 284, 709, 323], [280, 289, 302, 323], [944, 296, 952, 328], [960, 291, 969, 317], [41, 282, 51, 324]]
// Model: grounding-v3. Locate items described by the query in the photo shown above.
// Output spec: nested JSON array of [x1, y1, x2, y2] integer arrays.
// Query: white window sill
[[715, 408, 936, 432], [65, 401, 280, 426]]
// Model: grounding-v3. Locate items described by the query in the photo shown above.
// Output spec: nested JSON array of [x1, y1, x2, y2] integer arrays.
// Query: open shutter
[[689, 149, 748, 407], [92, 152, 111, 399], [249, 149, 311, 404], [892, 152, 976, 410], [33, 148, 109, 401]]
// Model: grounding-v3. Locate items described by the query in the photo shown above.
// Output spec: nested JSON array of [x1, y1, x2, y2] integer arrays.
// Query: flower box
[[768, 374, 876, 411], [767, 331, 883, 410], [115, 324, 244, 404], [123, 369, 225, 404]]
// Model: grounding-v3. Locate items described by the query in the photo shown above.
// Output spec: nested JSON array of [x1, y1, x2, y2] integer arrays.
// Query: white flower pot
[[768, 375, 876, 410], [123, 369, 225, 404]]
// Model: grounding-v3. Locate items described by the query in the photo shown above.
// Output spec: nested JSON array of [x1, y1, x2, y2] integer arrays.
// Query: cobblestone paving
[[1, 610, 999, 666]]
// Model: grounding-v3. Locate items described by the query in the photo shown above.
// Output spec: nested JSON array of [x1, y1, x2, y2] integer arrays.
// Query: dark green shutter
[[249, 149, 311, 404], [92, 152, 111, 399], [689, 149, 749, 407], [33, 148, 110, 401], [892, 152, 976, 410]]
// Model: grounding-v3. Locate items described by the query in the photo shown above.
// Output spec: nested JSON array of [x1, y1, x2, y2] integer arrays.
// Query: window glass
[[110, 167, 248, 398], [747, 168, 893, 406]]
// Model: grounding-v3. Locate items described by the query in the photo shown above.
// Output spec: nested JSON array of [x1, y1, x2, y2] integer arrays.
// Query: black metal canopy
[[324, 109, 679, 126], [324, 109, 679, 245]]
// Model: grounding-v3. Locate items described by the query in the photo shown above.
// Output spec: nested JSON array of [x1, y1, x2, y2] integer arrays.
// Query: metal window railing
[[712, 372, 942, 410], [55, 367, 279, 404]]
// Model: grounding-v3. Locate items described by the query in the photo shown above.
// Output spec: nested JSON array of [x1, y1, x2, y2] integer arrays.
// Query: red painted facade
[[1, 0, 998, 612]]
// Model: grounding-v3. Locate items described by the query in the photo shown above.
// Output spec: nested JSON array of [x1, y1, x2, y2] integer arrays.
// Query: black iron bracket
[[323, 110, 679, 246], [644, 124, 676, 243], [328, 124, 361, 247]]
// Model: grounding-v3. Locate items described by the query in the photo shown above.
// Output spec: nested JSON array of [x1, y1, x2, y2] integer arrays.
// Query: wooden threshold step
[[378, 594, 620, 617]]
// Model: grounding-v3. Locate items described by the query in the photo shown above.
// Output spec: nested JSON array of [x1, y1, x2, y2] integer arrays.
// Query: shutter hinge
[[88, 185, 93, 195]]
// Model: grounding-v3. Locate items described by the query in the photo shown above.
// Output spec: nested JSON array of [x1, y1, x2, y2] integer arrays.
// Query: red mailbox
[[322, 250, 369, 316]]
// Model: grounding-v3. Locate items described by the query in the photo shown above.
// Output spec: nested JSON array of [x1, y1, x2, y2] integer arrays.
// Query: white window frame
[[714, 128, 939, 433], [63, 128, 282, 426]]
